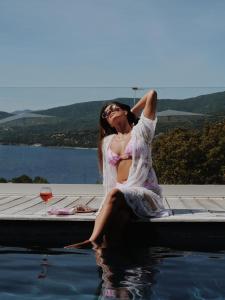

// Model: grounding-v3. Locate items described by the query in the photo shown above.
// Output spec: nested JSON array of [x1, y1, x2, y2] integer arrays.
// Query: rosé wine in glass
[[40, 192, 53, 202], [40, 187, 53, 215]]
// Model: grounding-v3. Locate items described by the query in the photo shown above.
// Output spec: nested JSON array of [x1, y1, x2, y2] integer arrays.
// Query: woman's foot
[[65, 239, 99, 249]]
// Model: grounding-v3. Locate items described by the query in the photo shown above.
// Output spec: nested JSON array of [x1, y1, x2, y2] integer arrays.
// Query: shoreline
[[0, 143, 97, 150]]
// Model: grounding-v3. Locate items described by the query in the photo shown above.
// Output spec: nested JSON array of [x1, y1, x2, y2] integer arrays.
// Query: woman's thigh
[[105, 188, 136, 217]]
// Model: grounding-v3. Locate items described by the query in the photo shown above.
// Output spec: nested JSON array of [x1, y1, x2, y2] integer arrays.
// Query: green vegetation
[[0, 177, 7, 183], [0, 91, 224, 147], [0, 175, 48, 183], [157, 91, 225, 115], [153, 120, 225, 184]]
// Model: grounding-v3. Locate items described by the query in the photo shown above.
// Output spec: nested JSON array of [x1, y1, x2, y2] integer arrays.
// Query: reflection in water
[[38, 255, 50, 279], [95, 247, 163, 299], [0, 247, 225, 299]]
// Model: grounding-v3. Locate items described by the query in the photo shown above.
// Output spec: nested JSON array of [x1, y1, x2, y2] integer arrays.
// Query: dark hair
[[97, 101, 139, 172]]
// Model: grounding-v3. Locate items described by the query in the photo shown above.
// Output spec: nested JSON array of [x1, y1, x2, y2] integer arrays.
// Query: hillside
[[0, 111, 12, 120], [157, 91, 225, 115], [0, 90, 224, 147], [31, 91, 225, 130], [37, 90, 225, 117]]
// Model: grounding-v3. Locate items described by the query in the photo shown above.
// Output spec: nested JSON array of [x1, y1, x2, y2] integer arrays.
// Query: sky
[[0, 0, 225, 111]]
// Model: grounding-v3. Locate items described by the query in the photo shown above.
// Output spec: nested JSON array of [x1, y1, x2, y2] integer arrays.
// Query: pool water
[[0, 246, 225, 299]]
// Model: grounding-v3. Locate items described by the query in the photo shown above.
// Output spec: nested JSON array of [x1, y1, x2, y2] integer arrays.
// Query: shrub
[[153, 120, 225, 184]]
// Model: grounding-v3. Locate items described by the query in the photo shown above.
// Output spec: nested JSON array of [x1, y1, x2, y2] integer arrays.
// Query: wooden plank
[[180, 197, 207, 210], [166, 196, 195, 216], [167, 196, 206, 210], [17, 195, 74, 215], [0, 195, 38, 213], [166, 197, 189, 209], [160, 185, 225, 197], [165, 196, 225, 215], [64, 195, 98, 209], [62, 196, 83, 209], [86, 196, 102, 209], [51, 196, 81, 208], [199, 197, 225, 211], [0, 195, 70, 215], [163, 197, 170, 209], [0, 195, 17, 201], [0, 195, 25, 207], [0, 196, 41, 215], [0, 194, 100, 216]]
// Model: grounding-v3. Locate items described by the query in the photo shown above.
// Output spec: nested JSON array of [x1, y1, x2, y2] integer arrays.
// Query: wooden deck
[[0, 184, 225, 250]]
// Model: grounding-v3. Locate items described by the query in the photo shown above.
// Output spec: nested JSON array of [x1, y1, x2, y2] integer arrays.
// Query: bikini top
[[107, 138, 133, 166]]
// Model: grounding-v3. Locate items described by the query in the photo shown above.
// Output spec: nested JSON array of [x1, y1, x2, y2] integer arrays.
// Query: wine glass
[[40, 186, 53, 216]]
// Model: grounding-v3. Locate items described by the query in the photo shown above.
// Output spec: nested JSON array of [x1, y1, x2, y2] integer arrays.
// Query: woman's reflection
[[95, 246, 162, 299]]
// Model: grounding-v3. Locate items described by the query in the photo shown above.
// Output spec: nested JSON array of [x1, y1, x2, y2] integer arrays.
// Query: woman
[[67, 90, 169, 248]]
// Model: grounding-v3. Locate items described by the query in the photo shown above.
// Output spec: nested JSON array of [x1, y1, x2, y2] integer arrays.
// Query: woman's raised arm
[[130, 90, 157, 120]]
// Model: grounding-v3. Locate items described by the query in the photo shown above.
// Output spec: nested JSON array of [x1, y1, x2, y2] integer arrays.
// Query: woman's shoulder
[[103, 134, 115, 141], [132, 112, 158, 141], [102, 134, 115, 147]]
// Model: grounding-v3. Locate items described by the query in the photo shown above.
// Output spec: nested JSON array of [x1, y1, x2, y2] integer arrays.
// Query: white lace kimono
[[97, 112, 170, 219]]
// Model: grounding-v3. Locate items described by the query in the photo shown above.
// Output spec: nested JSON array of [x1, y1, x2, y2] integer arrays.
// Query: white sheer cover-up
[[97, 112, 171, 219]]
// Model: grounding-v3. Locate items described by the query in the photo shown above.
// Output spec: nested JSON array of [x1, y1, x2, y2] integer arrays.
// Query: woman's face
[[102, 104, 127, 126]]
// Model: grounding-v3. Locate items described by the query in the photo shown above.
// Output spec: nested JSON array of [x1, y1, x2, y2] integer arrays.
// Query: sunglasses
[[102, 105, 122, 119]]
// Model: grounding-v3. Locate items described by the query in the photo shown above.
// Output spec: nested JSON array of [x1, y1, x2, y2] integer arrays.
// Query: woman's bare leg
[[103, 206, 131, 246], [65, 189, 132, 248]]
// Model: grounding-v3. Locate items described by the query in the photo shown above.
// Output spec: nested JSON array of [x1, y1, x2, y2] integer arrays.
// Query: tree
[[0, 177, 7, 183], [153, 120, 225, 184], [11, 174, 33, 183], [33, 176, 48, 183]]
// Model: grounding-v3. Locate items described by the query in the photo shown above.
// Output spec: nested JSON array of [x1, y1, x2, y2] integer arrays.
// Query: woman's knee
[[106, 188, 124, 206]]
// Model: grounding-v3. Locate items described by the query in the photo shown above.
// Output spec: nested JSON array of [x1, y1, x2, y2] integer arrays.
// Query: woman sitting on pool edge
[[67, 90, 170, 248]]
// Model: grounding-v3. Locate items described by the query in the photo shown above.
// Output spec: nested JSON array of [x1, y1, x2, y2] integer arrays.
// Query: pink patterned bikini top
[[107, 138, 133, 166]]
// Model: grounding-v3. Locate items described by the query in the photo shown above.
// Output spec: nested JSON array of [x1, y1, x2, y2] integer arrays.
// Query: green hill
[[37, 90, 225, 120], [157, 91, 225, 115], [36, 100, 107, 130], [0, 91, 224, 147]]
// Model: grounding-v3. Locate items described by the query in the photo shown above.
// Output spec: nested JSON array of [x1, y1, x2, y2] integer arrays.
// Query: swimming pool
[[0, 246, 224, 299]]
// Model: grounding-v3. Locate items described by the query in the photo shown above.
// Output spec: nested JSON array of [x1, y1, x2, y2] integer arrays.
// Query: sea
[[1, 144, 225, 299], [0, 144, 100, 183]]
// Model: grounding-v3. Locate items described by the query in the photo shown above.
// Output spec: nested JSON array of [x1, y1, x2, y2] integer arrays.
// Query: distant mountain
[[0, 111, 12, 120], [157, 109, 205, 117], [36, 90, 225, 119], [0, 112, 54, 125], [1, 90, 225, 127], [12, 109, 33, 115], [33, 90, 225, 129], [36, 100, 105, 130], [0, 90, 224, 147], [157, 91, 225, 115]]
